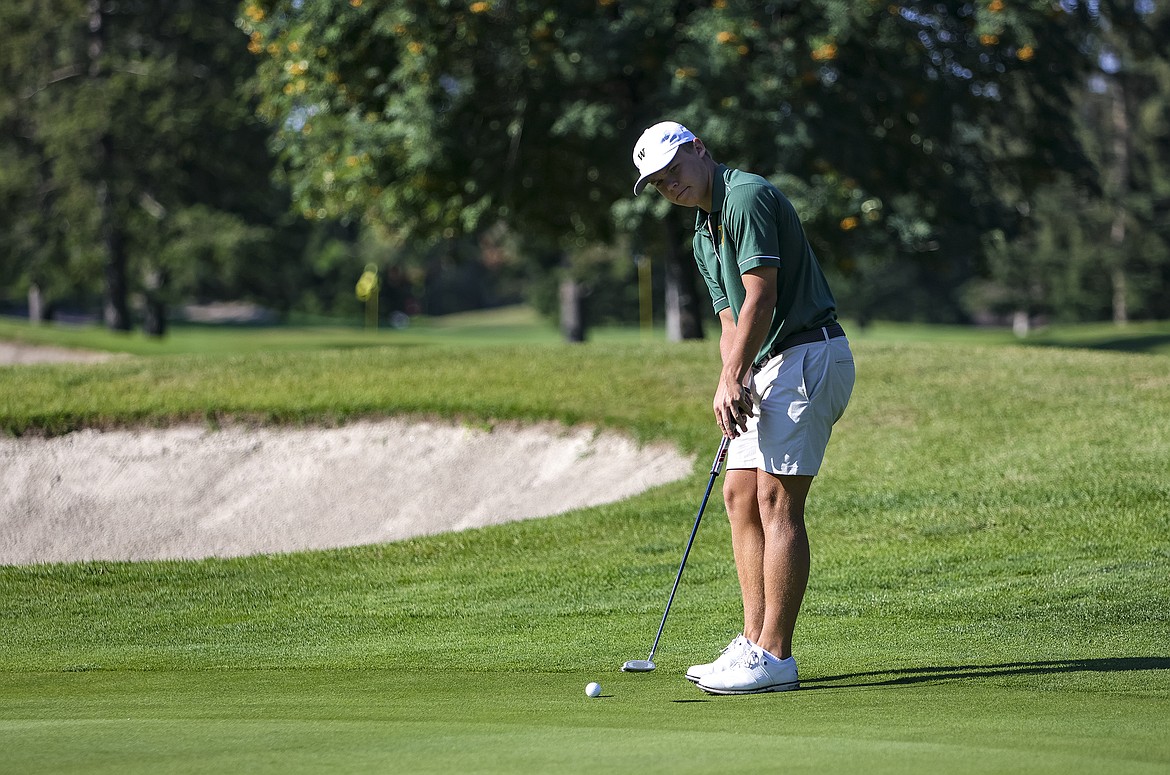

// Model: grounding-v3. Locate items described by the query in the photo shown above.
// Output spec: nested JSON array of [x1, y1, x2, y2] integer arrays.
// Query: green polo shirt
[[694, 164, 839, 365]]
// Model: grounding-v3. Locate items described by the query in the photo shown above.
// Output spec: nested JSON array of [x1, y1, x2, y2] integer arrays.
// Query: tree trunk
[[142, 266, 167, 337], [559, 271, 586, 343], [28, 284, 45, 324], [1012, 309, 1030, 339], [89, 2, 131, 331], [142, 299, 167, 337], [663, 207, 704, 341], [99, 175, 132, 331], [1110, 235, 1128, 325], [1107, 71, 1130, 326]]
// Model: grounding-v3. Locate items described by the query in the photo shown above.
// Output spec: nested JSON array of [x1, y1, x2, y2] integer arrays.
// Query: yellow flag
[[355, 265, 379, 301]]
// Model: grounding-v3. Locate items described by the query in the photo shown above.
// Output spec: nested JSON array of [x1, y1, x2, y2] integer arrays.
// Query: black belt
[[759, 322, 845, 365]]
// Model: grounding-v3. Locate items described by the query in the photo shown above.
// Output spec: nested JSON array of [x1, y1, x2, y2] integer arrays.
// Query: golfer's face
[[649, 144, 706, 208]]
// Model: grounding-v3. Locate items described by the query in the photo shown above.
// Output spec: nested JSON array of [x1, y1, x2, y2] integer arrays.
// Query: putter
[[622, 435, 731, 672]]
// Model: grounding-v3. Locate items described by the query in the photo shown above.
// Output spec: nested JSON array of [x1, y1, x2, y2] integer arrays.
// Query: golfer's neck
[[697, 164, 715, 212]]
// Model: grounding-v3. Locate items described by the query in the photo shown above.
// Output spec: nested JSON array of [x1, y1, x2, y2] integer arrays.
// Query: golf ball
[[585, 681, 601, 698]]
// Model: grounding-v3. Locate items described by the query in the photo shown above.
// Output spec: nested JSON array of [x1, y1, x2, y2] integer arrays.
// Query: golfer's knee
[[758, 493, 806, 534], [759, 476, 810, 521], [723, 479, 755, 522]]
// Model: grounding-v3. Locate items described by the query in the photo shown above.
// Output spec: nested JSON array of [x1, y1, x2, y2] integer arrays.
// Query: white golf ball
[[585, 681, 601, 698]]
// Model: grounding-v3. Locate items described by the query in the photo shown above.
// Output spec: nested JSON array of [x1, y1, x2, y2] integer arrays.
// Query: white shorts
[[726, 335, 855, 476]]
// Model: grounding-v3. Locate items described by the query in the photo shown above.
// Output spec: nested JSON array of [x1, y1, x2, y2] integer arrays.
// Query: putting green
[[3, 667, 1167, 774]]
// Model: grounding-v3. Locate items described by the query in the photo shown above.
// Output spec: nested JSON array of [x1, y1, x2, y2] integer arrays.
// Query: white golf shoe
[[685, 634, 753, 683], [696, 644, 799, 695]]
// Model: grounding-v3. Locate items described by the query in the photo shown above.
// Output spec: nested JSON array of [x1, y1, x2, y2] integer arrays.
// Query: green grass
[[6, 307, 1170, 358], [3, 671, 1165, 774], [1, 316, 1168, 773], [0, 306, 653, 357]]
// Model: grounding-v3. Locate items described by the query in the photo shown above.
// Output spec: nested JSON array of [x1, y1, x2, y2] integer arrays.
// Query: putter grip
[[710, 436, 730, 476]]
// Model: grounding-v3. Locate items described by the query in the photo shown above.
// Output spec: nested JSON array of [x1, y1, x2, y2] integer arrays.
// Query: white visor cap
[[632, 121, 696, 196]]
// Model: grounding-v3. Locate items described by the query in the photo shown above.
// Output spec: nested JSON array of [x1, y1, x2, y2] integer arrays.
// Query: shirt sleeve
[[693, 233, 730, 314], [723, 184, 785, 274]]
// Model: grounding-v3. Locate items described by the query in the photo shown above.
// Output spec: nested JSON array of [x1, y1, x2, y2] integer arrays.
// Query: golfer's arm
[[717, 309, 738, 369], [720, 267, 777, 384]]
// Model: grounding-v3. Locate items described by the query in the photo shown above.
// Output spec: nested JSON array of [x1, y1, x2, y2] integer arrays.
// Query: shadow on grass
[[1025, 334, 1170, 355], [802, 657, 1170, 690]]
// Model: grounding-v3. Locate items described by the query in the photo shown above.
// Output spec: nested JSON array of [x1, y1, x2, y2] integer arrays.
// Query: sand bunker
[[0, 421, 693, 566], [0, 341, 123, 365]]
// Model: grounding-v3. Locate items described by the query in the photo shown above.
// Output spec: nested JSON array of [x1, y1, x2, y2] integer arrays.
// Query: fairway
[[1, 318, 1168, 773]]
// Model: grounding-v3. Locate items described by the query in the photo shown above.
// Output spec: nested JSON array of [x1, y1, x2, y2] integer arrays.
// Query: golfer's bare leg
[[754, 472, 812, 660], [724, 468, 765, 643]]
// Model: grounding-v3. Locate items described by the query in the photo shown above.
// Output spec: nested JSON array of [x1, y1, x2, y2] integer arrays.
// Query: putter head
[[621, 659, 656, 672]]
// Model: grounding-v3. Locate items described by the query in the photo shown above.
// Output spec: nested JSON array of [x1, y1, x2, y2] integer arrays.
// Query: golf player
[[632, 121, 855, 694]]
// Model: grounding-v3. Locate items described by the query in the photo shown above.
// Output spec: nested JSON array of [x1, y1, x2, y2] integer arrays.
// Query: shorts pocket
[[801, 347, 828, 402]]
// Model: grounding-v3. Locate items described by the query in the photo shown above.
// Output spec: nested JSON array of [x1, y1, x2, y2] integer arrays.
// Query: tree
[[244, 0, 1158, 333], [652, 3, 1128, 319], [976, 1, 1170, 327], [1078, 1, 1170, 323], [245, 0, 720, 341], [0, 0, 287, 334], [0, 0, 92, 321]]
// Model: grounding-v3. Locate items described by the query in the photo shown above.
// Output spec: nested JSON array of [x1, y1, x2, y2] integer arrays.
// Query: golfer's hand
[[713, 377, 754, 438]]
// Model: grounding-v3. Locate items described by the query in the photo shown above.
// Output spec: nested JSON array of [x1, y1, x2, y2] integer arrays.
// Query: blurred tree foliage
[[243, 0, 670, 338], [2, 1, 1166, 335], [0, 0, 302, 333], [244, 0, 1168, 336]]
